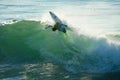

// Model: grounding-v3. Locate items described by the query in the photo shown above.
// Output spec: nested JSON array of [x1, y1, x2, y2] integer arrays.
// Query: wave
[[0, 20, 120, 73]]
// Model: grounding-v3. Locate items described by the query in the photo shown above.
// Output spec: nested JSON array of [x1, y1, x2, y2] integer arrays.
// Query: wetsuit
[[52, 22, 66, 33]]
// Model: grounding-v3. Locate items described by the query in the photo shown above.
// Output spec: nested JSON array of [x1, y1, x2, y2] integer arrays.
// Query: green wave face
[[0, 20, 120, 73], [0, 20, 45, 63]]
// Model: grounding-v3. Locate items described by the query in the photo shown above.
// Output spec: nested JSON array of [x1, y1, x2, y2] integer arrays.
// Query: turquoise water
[[0, 0, 120, 80]]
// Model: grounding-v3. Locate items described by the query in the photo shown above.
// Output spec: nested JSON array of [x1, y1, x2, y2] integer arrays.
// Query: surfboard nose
[[49, 11, 52, 14]]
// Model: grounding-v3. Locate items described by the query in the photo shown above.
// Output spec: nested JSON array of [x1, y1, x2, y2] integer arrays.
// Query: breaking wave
[[0, 20, 120, 73]]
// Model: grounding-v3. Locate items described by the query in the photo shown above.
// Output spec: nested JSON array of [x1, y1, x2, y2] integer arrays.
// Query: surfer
[[45, 11, 67, 33], [46, 22, 66, 33], [52, 22, 60, 31]]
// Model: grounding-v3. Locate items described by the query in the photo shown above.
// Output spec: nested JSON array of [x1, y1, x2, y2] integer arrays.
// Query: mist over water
[[0, 0, 120, 80]]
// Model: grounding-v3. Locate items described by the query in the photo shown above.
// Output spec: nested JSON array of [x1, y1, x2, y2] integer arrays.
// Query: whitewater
[[0, 0, 120, 80]]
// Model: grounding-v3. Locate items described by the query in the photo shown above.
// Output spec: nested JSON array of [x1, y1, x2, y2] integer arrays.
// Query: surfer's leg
[[63, 28, 66, 33]]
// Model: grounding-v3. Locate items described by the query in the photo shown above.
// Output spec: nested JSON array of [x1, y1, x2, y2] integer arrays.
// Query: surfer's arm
[[45, 25, 53, 29]]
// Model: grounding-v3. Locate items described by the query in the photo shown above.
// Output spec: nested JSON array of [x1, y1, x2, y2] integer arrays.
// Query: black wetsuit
[[52, 23, 66, 33]]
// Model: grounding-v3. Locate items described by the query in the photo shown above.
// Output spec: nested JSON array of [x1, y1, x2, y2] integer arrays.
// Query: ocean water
[[0, 0, 120, 80]]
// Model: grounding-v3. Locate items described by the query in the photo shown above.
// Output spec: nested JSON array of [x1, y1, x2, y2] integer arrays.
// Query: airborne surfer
[[46, 22, 66, 33], [45, 11, 68, 33]]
